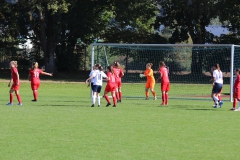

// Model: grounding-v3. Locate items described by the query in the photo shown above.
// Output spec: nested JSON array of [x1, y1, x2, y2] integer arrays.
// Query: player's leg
[[6, 89, 14, 105], [161, 83, 166, 105], [111, 90, 117, 107], [15, 89, 22, 105], [104, 85, 111, 106], [145, 82, 150, 99], [115, 81, 120, 101], [211, 84, 220, 108], [118, 86, 122, 102], [32, 82, 39, 101], [149, 82, 156, 100], [165, 83, 170, 105], [91, 85, 98, 107], [96, 92, 101, 107]]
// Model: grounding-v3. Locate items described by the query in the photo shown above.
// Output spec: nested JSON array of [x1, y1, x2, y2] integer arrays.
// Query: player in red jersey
[[6, 61, 22, 105], [28, 62, 53, 101], [104, 66, 117, 107], [158, 61, 170, 105], [113, 61, 124, 103], [232, 68, 240, 111]]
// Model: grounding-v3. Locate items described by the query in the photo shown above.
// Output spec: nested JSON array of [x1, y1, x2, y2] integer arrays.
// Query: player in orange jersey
[[6, 61, 22, 105], [158, 61, 170, 105], [140, 63, 156, 100], [113, 61, 124, 103]]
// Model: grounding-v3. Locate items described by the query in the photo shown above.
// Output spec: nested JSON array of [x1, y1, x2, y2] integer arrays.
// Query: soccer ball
[[139, 74, 144, 78]]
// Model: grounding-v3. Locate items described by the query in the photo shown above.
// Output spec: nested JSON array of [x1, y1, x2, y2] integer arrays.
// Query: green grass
[[0, 82, 239, 160]]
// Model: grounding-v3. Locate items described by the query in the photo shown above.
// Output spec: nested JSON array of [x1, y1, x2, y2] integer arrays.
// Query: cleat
[[17, 103, 22, 106], [91, 104, 94, 107], [6, 102, 13, 106], [154, 97, 157, 100], [234, 109, 240, 111], [106, 103, 111, 107], [145, 97, 149, 100], [160, 103, 165, 105], [98, 105, 100, 107], [119, 100, 121, 103], [117, 100, 120, 103], [112, 105, 116, 107], [32, 99, 37, 102], [219, 101, 223, 108], [230, 108, 236, 110], [213, 105, 218, 108]]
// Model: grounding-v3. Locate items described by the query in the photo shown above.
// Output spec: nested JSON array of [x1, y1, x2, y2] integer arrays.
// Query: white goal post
[[90, 43, 237, 101]]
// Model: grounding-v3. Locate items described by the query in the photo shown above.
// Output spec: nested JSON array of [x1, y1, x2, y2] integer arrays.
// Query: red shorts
[[115, 81, 122, 88], [234, 88, 240, 100], [31, 82, 40, 90], [11, 83, 20, 90], [161, 82, 170, 92], [105, 83, 116, 92]]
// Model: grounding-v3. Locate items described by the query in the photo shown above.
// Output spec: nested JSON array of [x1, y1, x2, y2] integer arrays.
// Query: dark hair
[[32, 62, 38, 69], [107, 66, 114, 74], [95, 64, 103, 71], [214, 63, 220, 71], [236, 68, 240, 74], [159, 61, 166, 67]]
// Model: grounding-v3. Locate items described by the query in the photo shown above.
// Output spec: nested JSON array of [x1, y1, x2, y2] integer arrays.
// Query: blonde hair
[[10, 61, 18, 67], [32, 62, 39, 69], [146, 63, 153, 67]]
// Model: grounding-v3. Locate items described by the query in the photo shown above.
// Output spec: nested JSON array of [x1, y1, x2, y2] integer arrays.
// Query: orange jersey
[[144, 68, 155, 83]]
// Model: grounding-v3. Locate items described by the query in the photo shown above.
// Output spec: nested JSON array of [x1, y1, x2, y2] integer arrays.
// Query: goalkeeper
[[140, 63, 157, 100]]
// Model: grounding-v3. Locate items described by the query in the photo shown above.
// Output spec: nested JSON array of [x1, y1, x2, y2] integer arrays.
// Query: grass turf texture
[[0, 82, 239, 160]]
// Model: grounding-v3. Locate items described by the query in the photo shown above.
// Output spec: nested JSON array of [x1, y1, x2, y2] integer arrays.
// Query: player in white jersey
[[211, 63, 223, 108], [88, 65, 96, 96], [86, 64, 107, 107]]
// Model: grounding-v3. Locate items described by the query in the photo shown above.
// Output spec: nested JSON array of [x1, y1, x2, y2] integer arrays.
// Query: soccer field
[[0, 82, 239, 160]]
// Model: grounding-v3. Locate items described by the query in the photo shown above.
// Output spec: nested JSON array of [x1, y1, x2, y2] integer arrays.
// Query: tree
[[155, 0, 220, 74], [14, 0, 160, 72]]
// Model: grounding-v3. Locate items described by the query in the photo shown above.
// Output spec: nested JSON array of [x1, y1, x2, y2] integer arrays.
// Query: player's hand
[[87, 82, 90, 88], [49, 73, 53, 76]]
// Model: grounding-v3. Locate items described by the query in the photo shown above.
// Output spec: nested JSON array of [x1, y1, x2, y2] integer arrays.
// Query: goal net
[[230, 45, 240, 102], [91, 43, 235, 101]]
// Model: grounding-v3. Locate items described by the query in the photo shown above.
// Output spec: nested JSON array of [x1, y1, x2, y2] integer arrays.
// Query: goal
[[90, 43, 236, 101]]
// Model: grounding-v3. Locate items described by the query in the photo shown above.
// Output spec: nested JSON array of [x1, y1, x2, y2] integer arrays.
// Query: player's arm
[[15, 71, 20, 86], [28, 73, 31, 81], [42, 72, 53, 76], [8, 78, 12, 87], [86, 75, 95, 83]]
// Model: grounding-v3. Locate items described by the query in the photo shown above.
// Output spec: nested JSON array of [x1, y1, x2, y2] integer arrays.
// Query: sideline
[[0, 79, 86, 84]]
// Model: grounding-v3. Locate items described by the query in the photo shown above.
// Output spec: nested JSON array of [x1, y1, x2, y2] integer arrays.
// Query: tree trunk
[[45, 42, 56, 73], [189, 23, 205, 75]]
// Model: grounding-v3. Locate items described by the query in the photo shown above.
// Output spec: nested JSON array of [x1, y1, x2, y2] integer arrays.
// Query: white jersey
[[89, 70, 96, 83], [213, 69, 223, 84], [92, 70, 107, 86]]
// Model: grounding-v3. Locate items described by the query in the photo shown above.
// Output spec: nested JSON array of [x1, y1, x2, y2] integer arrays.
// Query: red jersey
[[113, 68, 124, 82], [107, 72, 116, 85], [11, 67, 19, 83], [29, 68, 43, 83], [234, 75, 240, 89], [159, 67, 169, 83]]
